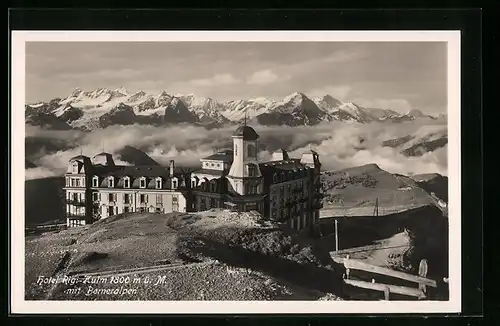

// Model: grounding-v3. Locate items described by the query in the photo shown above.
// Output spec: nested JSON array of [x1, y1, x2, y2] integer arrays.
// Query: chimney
[[169, 160, 175, 177]]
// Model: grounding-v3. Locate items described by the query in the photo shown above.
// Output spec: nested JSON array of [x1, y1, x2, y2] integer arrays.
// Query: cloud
[[307, 85, 352, 101], [321, 50, 365, 63], [352, 98, 412, 113], [246, 69, 290, 85], [56, 68, 144, 81], [25, 121, 448, 181], [189, 74, 241, 86]]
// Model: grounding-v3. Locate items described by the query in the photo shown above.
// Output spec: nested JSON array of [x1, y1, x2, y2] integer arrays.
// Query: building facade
[[190, 125, 323, 234], [64, 125, 322, 234], [64, 153, 191, 227]]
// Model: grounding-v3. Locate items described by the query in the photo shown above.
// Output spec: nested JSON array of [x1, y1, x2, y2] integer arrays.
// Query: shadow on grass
[[178, 234, 346, 299]]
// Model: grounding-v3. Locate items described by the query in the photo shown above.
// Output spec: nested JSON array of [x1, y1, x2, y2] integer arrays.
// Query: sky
[[25, 42, 448, 113]]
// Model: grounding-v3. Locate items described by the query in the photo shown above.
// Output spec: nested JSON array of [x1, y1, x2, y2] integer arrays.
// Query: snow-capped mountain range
[[25, 88, 447, 130]]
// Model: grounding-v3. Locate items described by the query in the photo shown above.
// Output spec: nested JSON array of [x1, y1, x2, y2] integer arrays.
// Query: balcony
[[67, 213, 86, 219], [66, 199, 86, 206]]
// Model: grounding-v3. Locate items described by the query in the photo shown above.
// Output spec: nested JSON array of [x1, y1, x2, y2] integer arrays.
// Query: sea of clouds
[[24, 120, 448, 181]]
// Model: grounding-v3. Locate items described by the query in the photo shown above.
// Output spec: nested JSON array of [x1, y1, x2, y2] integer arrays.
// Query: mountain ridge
[[26, 88, 447, 130]]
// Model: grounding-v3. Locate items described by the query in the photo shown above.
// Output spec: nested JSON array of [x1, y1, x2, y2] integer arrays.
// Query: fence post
[[418, 259, 429, 296], [345, 255, 350, 279], [383, 286, 390, 301]]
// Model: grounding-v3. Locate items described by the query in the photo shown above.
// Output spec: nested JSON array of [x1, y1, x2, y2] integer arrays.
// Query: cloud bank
[[25, 121, 448, 180]]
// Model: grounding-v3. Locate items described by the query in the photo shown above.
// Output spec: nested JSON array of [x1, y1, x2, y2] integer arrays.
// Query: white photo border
[[10, 30, 461, 314]]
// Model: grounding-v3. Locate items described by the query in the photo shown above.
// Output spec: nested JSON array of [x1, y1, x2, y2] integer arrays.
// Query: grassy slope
[[320, 164, 434, 216]]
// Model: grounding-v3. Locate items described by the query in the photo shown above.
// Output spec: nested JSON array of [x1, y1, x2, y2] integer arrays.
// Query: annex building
[[64, 124, 322, 234]]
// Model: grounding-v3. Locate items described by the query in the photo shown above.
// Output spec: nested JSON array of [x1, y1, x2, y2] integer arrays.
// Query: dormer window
[[155, 177, 162, 189], [123, 177, 130, 188], [192, 179, 197, 188], [92, 176, 99, 188], [139, 177, 146, 189], [72, 162, 78, 173], [108, 176, 115, 188], [172, 179, 178, 189]]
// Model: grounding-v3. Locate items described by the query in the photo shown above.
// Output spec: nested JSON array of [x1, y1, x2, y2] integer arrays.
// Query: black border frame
[[6, 8, 484, 323]]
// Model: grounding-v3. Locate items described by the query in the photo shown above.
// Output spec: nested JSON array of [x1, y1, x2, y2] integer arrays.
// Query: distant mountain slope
[[382, 127, 448, 157], [25, 136, 78, 161], [117, 146, 160, 166], [25, 88, 448, 129], [25, 112, 73, 130], [402, 137, 448, 157], [25, 177, 66, 226], [256, 92, 329, 126], [411, 173, 448, 203]]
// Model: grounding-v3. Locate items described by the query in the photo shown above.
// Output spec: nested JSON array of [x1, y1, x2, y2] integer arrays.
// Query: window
[[156, 178, 162, 189], [108, 206, 114, 216], [247, 144, 256, 158], [92, 192, 98, 201], [140, 194, 147, 203], [124, 194, 131, 204], [92, 176, 99, 188], [75, 179, 81, 187], [108, 177, 114, 188], [70, 178, 75, 187], [140, 178, 146, 189], [191, 179, 197, 188], [124, 177, 130, 188], [247, 164, 257, 177], [124, 206, 130, 213], [72, 162, 78, 173], [156, 194, 163, 204], [108, 193, 115, 202], [172, 179, 178, 189]]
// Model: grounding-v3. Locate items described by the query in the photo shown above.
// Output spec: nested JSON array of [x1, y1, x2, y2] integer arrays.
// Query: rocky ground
[[25, 210, 343, 301]]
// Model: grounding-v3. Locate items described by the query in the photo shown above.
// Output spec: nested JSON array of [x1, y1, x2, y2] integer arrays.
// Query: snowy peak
[[282, 92, 309, 106], [113, 86, 128, 96], [314, 94, 344, 111], [26, 88, 447, 130], [407, 109, 425, 118]]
